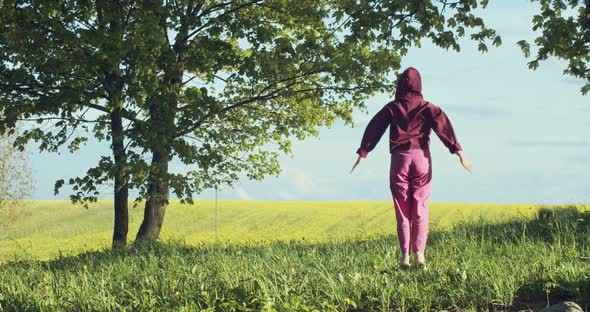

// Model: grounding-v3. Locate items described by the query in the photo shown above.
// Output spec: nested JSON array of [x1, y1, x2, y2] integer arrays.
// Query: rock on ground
[[539, 301, 583, 312]]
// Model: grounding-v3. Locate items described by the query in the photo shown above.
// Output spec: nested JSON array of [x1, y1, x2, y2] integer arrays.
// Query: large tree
[[0, 0, 501, 244], [0, 0, 145, 247], [518, 0, 590, 94]]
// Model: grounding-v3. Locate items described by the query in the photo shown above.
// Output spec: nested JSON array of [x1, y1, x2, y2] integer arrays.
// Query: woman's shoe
[[400, 253, 411, 270], [415, 252, 427, 270]]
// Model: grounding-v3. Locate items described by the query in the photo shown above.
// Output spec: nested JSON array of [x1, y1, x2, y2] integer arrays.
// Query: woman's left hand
[[350, 155, 363, 174]]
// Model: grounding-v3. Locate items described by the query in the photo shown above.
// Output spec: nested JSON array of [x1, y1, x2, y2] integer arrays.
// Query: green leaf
[[448, 18, 457, 28], [54, 179, 65, 195], [478, 42, 488, 53], [516, 40, 531, 58], [457, 26, 465, 37], [492, 36, 502, 47]]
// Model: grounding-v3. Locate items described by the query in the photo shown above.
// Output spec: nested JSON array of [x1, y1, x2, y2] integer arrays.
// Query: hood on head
[[395, 67, 422, 99]]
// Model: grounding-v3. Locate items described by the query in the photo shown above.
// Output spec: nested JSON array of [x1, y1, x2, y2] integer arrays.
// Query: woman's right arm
[[351, 105, 392, 173], [356, 105, 393, 158]]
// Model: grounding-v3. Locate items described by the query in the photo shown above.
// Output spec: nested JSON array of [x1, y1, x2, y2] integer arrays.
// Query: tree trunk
[[97, 0, 129, 249], [110, 107, 129, 248], [134, 93, 174, 242], [135, 149, 169, 241], [135, 8, 186, 242]]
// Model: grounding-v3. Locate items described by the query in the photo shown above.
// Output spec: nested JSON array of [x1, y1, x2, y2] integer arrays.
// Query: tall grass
[[0, 206, 588, 311]]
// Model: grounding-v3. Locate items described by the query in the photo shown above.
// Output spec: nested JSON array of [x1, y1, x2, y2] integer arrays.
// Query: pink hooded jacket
[[356, 67, 462, 158]]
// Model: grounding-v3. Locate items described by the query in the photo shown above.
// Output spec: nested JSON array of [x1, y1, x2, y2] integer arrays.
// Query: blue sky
[[30, 1, 589, 204]]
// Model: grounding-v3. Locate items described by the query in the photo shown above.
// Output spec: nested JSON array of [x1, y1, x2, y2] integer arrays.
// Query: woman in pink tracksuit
[[351, 67, 472, 269]]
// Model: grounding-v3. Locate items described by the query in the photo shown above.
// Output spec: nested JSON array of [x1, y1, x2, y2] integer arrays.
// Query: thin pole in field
[[215, 187, 219, 242]]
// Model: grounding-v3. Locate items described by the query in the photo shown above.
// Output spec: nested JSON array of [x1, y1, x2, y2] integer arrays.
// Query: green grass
[[0, 201, 589, 311]]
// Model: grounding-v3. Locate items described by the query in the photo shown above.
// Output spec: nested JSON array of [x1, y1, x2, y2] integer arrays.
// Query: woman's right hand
[[456, 150, 473, 173], [350, 155, 363, 174]]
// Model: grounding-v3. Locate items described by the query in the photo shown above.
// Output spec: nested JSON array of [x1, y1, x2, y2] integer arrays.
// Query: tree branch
[[123, 2, 137, 31], [179, 133, 250, 164], [26, 3, 95, 59], [185, 0, 264, 44], [15, 117, 108, 125], [256, 68, 330, 96], [63, 107, 92, 143], [290, 84, 373, 94], [191, 0, 207, 16], [176, 67, 335, 136], [181, 73, 200, 86], [2, 78, 144, 126], [584, 0, 590, 43], [196, 1, 235, 19], [177, 90, 285, 137], [84, 103, 144, 125], [2, 59, 145, 125]]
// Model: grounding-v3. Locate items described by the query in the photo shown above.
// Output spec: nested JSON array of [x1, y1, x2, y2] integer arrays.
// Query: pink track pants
[[390, 148, 432, 253]]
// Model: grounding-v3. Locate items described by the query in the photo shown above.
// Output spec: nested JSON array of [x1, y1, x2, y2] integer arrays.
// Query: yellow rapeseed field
[[0, 200, 558, 262]]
